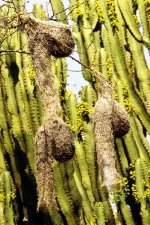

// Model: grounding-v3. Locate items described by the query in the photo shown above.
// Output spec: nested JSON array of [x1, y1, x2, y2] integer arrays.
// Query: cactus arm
[[99, 187, 115, 224], [66, 91, 78, 132], [95, 202, 106, 225], [135, 159, 150, 224], [127, 30, 150, 110], [15, 82, 35, 170], [65, 160, 82, 211], [123, 131, 139, 161], [0, 174, 6, 225], [85, 85, 96, 113], [0, 143, 6, 172], [83, 122, 99, 201], [73, 160, 94, 223], [74, 139, 95, 205], [134, 116, 150, 156], [72, 27, 92, 82], [137, 0, 150, 46], [130, 116, 150, 163], [50, 0, 68, 24], [3, 172, 15, 225], [54, 161, 78, 225], [120, 198, 135, 224], [117, 0, 142, 42], [115, 139, 129, 176]]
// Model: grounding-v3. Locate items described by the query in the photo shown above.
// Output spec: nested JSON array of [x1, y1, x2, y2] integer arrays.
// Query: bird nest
[[20, 14, 75, 57], [92, 95, 130, 187], [35, 118, 75, 211], [47, 118, 75, 162], [112, 100, 130, 138]]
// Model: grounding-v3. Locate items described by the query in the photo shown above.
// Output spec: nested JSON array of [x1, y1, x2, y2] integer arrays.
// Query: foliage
[[0, 0, 150, 224]]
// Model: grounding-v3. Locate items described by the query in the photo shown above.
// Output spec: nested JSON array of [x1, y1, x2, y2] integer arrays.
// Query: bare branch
[[69, 55, 107, 82], [0, 49, 30, 55], [0, 25, 22, 46]]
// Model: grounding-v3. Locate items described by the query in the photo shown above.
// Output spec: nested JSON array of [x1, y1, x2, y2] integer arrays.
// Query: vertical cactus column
[[0, 0, 150, 224]]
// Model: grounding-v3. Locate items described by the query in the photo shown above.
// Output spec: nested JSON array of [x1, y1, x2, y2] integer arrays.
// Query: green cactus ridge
[[0, 0, 150, 224]]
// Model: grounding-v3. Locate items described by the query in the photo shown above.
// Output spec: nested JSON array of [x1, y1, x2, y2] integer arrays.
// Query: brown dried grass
[[48, 118, 75, 162], [21, 14, 75, 211], [35, 118, 75, 211], [20, 14, 75, 57], [93, 76, 130, 188], [112, 100, 130, 138], [35, 124, 55, 211], [93, 98, 121, 188]]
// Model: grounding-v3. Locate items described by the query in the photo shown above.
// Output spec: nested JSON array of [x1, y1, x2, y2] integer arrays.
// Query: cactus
[[0, 0, 150, 224]]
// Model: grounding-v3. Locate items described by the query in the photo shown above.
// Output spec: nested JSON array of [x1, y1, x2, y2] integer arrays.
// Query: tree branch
[[0, 49, 30, 54]]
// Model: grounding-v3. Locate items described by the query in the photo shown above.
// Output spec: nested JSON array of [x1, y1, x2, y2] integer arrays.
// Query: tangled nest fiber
[[112, 100, 130, 138], [21, 14, 75, 211], [35, 118, 75, 211], [93, 75, 130, 188], [20, 14, 75, 57]]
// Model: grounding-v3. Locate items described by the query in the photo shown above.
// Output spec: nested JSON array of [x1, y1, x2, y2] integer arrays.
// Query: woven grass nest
[[35, 118, 75, 210], [112, 100, 130, 137], [20, 14, 75, 57], [92, 94, 130, 187], [45, 118, 75, 162]]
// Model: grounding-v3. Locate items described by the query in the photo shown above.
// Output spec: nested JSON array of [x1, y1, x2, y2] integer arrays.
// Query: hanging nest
[[35, 125, 56, 211], [92, 97, 121, 187], [35, 118, 75, 211], [46, 118, 75, 162], [112, 100, 130, 138], [92, 89, 130, 188], [20, 14, 75, 57]]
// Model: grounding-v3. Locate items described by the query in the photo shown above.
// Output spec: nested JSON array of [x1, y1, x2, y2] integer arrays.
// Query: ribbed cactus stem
[[108, 190, 121, 225]]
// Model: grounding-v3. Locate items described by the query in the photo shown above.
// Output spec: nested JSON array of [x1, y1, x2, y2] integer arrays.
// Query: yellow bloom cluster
[[121, 177, 130, 196], [131, 184, 140, 202], [77, 102, 89, 135], [0, 193, 5, 202], [144, 0, 150, 13], [94, 0, 104, 23], [28, 66, 36, 86], [106, 58, 113, 80], [0, 191, 16, 202], [106, 0, 118, 28], [122, 81, 132, 113], [74, 0, 82, 20]]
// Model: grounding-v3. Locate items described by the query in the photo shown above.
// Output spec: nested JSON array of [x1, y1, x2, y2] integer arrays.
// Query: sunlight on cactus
[[0, 0, 149, 224]]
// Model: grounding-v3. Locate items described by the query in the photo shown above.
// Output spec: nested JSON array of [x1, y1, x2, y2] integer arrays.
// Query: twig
[[0, 49, 30, 54], [69, 55, 107, 82], [0, 25, 22, 46]]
